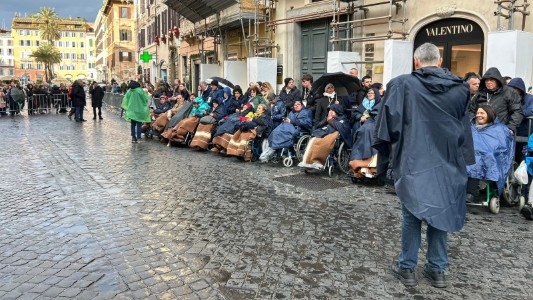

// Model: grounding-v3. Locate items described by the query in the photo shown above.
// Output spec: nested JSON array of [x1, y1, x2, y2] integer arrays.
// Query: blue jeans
[[398, 204, 448, 272], [131, 120, 142, 139], [75, 106, 84, 121]]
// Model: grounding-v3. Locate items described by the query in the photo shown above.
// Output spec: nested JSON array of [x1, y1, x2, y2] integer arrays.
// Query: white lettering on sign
[[425, 24, 474, 36]]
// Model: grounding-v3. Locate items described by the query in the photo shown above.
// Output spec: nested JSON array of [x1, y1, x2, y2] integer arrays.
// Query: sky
[[0, 0, 103, 29]]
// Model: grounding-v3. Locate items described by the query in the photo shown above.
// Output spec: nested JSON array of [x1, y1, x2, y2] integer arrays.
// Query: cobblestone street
[[0, 107, 532, 300]]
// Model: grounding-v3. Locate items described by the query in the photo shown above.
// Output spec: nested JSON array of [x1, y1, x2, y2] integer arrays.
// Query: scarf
[[362, 97, 375, 111]]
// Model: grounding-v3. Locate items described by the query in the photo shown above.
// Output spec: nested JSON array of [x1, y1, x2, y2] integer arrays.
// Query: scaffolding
[[330, 0, 408, 50], [494, 0, 530, 30]]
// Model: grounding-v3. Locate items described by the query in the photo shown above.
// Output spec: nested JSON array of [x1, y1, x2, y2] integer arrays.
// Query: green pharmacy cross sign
[[140, 51, 153, 63]]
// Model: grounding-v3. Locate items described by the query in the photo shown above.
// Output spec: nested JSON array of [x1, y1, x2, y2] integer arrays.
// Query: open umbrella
[[311, 72, 361, 97], [206, 77, 235, 90]]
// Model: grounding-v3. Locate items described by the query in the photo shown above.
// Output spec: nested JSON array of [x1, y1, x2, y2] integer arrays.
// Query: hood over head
[[128, 80, 141, 89], [329, 103, 345, 116], [223, 87, 232, 97], [507, 77, 526, 94], [412, 67, 465, 94], [479, 67, 504, 91]]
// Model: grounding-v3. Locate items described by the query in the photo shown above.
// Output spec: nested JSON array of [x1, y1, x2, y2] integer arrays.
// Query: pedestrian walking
[[121, 80, 151, 143], [373, 43, 474, 288], [71, 79, 86, 122], [90, 82, 105, 120]]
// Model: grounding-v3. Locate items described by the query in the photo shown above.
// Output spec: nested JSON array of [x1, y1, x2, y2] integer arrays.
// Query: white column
[[487, 30, 533, 86], [383, 40, 414, 87]]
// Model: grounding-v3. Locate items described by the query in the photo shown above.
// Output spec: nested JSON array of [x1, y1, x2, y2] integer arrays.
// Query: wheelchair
[[301, 134, 351, 177], [263, 131, 311, 167]]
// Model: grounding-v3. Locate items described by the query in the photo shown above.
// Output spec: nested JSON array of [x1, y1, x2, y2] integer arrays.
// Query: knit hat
[[211, 79, 219, 86], [284, 77, 293, 86], [211, 98, 219, 105]]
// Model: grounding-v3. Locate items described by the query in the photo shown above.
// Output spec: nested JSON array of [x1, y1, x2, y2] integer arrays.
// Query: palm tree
[[30, 7, 62, 82], [30, 43, 61, 82], [31, 7, 61, 43]]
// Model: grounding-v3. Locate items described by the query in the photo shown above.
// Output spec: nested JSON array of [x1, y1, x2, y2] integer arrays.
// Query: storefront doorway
[[414, 18, 484, 77]]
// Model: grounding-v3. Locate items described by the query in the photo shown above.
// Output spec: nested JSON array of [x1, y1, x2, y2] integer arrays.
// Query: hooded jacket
[[373, 67, 473, 232], [508, 77, 533, 137], [468, 67, 523, 132], [121, 84, 151, 123]]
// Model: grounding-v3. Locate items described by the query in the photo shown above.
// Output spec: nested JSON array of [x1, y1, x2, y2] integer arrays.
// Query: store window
[[414, 18, 484, 77]]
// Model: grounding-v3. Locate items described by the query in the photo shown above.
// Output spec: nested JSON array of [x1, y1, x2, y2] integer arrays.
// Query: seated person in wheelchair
[[466, 105, 515, 203], [508, 77, 533, 162], [349, 93, 382, 178], [165, 97, 209, 143], [260, 100, 313, 161], [153, 94, 188, 132], [226, 104, 273, 160], [150, 95, 172, 120], [189, 98, 228, 149], [350, 88, 381, 132], [298, 104, 351, 170]]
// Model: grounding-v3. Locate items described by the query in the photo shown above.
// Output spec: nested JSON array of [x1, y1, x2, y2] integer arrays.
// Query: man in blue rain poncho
[[373, 43, 474, 288]]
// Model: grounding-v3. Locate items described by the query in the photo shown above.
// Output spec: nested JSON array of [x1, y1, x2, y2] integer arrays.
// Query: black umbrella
[[311, 72, 361, 97], [206, 77, 235, 90]]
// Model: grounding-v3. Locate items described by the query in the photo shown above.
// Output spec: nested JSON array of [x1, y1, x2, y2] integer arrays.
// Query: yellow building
[[11, 16, 95, 83]]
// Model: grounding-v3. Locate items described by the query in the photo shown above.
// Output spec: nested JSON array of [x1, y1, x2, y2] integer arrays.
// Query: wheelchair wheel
[[519, 196, 526, 212], [295, 135, 310, 162], [328, 165, 334, 177], [503, 161, 521, 206], [337, 142, 351, 175], [283, 157, 293, 167], [489, 197, 500, 214]]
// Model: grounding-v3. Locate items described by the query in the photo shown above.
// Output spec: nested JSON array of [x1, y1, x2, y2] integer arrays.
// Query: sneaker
[[132, 138, 137, 143], [99, 117, 103, 120], [391, 262, 417, 287], [423, 267, 447, 288]]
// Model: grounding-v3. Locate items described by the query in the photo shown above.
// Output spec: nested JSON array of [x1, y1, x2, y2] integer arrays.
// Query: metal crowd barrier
[[103, 92, 125, 117], [27, 94, 69, 115], [0, 93, 70, 116]]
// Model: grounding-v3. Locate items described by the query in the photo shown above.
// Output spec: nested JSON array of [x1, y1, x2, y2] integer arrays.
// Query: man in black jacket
[[468, 67, 523, 134], [71, 79, 87, 122], [90, 82, 105, 120]]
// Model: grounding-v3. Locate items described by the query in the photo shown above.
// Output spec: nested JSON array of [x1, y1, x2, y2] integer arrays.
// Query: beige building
[[136, 0, 180, 84], [163, 0, 532, 90], [98, 0, 136, 82]]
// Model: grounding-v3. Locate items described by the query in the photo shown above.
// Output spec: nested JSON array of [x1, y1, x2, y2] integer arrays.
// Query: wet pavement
[[0, 105, 532, 300]]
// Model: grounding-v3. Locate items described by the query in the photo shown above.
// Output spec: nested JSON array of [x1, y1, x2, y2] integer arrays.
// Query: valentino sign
[[425, 24, 474, 36]]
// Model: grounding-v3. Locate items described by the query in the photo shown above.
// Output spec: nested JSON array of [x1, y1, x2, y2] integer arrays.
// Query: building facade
[[0, 30, 15, 79], [11, 16, 96, 83], [101, 0, 136, 82], [161, 0, 532, 91], [136, 0, 180, 84], [95, 8, 108, 82]]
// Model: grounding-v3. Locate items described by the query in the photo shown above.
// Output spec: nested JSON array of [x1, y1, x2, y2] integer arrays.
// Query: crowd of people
[[119, 43, 533, 289], [0, 79, 105, 121]]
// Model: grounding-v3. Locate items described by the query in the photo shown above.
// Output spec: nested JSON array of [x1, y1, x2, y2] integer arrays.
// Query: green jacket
[[250, 94, 268, 112], [121, 87, 151, 123]]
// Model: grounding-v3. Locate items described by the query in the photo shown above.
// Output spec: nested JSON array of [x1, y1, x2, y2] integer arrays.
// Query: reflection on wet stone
[[0, 109, 531, 299]]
